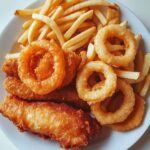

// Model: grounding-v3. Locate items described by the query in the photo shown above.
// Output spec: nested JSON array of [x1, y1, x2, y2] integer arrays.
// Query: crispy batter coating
[[62, 51, 81, 87], [0, 96, 101, 149], [4, 77, 90, 111], [108, 94, 145, 131], [2, 58, 18, 78], [2, 51, 81, 88]]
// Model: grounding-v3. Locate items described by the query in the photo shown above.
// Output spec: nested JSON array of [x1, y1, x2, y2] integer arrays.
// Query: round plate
[[0, 0, 150, 150]]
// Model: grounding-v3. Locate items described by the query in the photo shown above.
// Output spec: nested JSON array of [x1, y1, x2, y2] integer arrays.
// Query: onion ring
[[109, 94, 145, 131], [94, 24, 137, 67], [91, 79, 135, 125], [76, 61, 117, 103], [18, 40, 65, 95]]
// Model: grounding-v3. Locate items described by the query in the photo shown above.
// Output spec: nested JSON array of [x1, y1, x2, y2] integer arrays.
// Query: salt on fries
[[1, 0, 150, 149]]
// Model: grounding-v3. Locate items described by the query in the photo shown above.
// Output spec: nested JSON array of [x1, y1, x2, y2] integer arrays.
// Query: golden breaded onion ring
[[108, 94, 145, 131], [76, 61, 117, 103], [18, 40, 65, 95], [95, 24, 137, 67], [91, 79, 135, 125]]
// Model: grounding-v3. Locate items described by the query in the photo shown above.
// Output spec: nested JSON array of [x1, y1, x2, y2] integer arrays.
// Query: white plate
[[0, 0, 150, 150]]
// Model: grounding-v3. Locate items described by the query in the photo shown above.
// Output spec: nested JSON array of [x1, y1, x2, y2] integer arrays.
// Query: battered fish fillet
[[0, 96, 101, 149], [4, 77, 90, 111], [2, 51, 81, 87], [2, 58, 18, 78]]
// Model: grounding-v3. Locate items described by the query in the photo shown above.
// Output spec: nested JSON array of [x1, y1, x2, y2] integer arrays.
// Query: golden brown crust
[[4, 77, 90, 111], [2, 58, 18, 78], [62, 51, 81, 87], [0, 96, 101, 149], [108, 94, 145, 131], [2, 51, 81, 88]]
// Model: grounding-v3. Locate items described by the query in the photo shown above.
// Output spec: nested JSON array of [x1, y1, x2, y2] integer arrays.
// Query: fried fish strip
[[0, 96, 101, 149], [2, 51, 81, 87], [2, 58, 18, 78], [4, 77, 89, 111]]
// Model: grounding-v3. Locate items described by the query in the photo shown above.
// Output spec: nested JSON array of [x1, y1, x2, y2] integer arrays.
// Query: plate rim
[[0, 0, 150, 150]]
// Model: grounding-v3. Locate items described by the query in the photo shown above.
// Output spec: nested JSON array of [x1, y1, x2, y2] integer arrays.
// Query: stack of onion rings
[[91, 79, 135, 125], [108, 94, 145, 131]]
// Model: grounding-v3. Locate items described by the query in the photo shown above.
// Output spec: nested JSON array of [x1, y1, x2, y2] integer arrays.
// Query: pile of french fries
[[15, 0, 150, 97]]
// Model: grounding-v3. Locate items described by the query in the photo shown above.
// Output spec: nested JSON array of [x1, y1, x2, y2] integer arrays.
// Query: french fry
[[38, 6, 63, 40], [62, 0, 83, 9], [64, 10, 93, 40], [76, 22, 95, 32], [92, 14, 102, 28], [38, 27, 50, 40], [78, 51, 87, 70], [15, 7, 41, 17], [135, 34, 142, 49], [56, 10, 85, 24], [87, 43, 96, 61], [64, 0, 114, 15], [94, 9, 107, 25], [33, 13, 64, 46], [22, 20, 33, 30], [5, 53, 20, 59], [63, 26, 96, 49], [140, 74, 150, 97], [67, 38, 89, 51], [137, 53, 150, 82], [108, 44, 125, 52], [48, 7, 57, 17], [135, 49, 144, 72], [114, 69, 140, 80], [47, 22, 92, 39], [51, 6, 64, 20], [28, 0, 53, 43], [120, 20, 128, 28], [47, 21, 74, 39], [18, 29, 29, 45]]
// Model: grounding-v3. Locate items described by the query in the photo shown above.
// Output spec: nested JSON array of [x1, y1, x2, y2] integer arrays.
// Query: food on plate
[[140, 74, 150, 97], [3, 44, 81, 89], [109, 94, 145, 131], [61, 51, 81, 87], [0, 96, 101, 149], [18, 40, 65, 95], [91, 79, 135, 125], [76, 61, 117, 103], [94, 24, 137, 67], [4, 77, 90, 111], [0, 0, 150, 149], [2, 55, 19, 78]]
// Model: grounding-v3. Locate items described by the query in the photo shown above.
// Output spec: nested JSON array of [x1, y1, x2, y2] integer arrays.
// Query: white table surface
[[0, 0, 150, 150]]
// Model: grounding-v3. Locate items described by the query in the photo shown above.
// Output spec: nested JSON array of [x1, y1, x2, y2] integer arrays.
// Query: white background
[[0, 0, 150, 150]]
